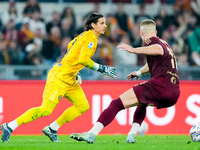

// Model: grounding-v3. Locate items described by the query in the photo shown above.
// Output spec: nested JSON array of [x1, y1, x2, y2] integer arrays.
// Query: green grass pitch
[[0, 135, 199, 150]]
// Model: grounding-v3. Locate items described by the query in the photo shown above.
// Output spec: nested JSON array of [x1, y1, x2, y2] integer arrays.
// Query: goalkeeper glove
[[75, 72, 82, 84], [91, 63, 117, 78]]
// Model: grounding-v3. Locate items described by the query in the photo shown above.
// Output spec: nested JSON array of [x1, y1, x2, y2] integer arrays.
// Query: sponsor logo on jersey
[[88, 42, 94, 49]]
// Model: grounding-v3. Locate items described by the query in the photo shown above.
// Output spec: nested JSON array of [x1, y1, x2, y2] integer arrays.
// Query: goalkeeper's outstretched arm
[[79, 57, 117, 78], [90, 63, 117, 78]]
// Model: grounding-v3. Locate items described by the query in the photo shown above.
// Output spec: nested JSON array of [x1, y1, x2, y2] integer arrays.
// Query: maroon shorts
[[133, 77, 180, 109]]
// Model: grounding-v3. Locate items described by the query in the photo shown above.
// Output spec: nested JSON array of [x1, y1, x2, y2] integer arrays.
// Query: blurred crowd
[[0, 0, 200, 70]]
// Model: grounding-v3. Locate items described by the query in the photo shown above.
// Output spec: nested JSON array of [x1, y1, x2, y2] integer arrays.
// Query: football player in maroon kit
[[71, 19, 180, 144]]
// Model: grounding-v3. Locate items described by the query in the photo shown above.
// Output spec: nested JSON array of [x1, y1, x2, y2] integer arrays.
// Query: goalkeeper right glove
[[91, 63, 117, 78]]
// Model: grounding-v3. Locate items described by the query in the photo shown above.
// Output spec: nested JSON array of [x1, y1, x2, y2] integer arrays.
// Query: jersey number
[[167, 47, 178, 70]]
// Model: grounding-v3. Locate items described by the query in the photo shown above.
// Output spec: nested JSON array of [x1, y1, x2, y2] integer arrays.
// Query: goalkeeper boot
[[42, 126, 60, 142], [126, 133, 136, 143], [71, 132, 96, 144], [0, 123, 12, 142]]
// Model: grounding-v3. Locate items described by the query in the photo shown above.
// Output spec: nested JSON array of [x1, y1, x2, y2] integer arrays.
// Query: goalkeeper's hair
[[85, 13, 104, 31]]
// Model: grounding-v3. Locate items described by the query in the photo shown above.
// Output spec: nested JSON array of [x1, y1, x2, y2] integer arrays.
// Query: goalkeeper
[[0, 13, 117, 143]]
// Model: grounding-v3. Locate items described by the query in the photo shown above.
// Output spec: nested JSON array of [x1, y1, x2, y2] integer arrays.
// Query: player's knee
[[76, 102, 90, 113], [40, 106, 53, 117], [109, 98, 125, 110]]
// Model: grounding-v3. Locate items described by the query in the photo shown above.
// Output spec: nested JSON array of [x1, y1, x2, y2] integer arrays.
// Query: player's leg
[[126, 79, 179, 143], [91, 88, 140, 137], [41, 70, 70, 142], [17, 98, 56, 125], [0, 98, 56, 142], [71, 88, 141, 143], [50, 82, 89, 127], [92, 88, 140, 133], [119, 88, 141, 108], [126, 105, 147, 143], [71, 97, 125, 143], [46, 83, 89, 140], [125, 80, 166, 144], [72, 97, 125, 143], [122, 83, 153, 143]]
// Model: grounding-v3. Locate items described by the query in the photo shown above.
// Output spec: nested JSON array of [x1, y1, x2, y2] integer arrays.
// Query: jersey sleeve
[[79, 37, 97, 68]]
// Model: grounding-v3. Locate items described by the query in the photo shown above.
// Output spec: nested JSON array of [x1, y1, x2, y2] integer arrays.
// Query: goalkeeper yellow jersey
[[51, 30, 97, 85]]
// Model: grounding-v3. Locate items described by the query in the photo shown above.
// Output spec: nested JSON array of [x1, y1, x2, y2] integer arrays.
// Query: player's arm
[[79, 57, 117, 79], [79, 40, 117, 78], [117, 43, 164, 56], [126, 63, 149, 81], [139, 63, 150, 75], [78, 39, 97, 68]]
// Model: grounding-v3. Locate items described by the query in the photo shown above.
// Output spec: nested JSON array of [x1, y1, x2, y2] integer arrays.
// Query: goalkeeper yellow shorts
[[42, 70, 86, 105]]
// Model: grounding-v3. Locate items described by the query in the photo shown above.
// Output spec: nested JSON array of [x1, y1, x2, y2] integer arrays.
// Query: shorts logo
[[88, 42, 94, 49], [58, 95, 62, 101]]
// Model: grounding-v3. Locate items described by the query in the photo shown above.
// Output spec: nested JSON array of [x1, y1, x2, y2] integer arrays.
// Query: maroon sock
[[97, 97, 125, 127], [133, 105, 147, 125]]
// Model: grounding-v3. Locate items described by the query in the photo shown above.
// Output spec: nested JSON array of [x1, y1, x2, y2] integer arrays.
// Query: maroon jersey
[[133, 36, 180, 109], [144, 36, 179, 85]]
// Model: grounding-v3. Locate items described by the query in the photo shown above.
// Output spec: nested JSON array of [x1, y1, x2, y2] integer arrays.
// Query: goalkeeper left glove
[[75, 72, 82, 84], [91, 63, 117, 78]]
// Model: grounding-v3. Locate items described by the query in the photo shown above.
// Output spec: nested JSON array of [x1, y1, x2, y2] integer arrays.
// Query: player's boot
[[71, 132, 96, 144], [126, 133, 136, 143], [0, 123, 12, 142], [42, 126, 60, 142]]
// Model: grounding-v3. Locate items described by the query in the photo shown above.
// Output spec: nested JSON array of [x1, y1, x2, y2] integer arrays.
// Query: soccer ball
[[189, 124, 200, 142]]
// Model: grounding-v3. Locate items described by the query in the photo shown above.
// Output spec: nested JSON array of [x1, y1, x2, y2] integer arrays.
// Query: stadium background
[[0, 0, 200, 135]]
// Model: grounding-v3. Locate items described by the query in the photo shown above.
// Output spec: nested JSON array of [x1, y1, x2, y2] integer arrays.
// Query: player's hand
[[126, 71, 139, 81], [117, 43, 135, 53], [101, 65, 117, 78], [75, 72, 82, 84]]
